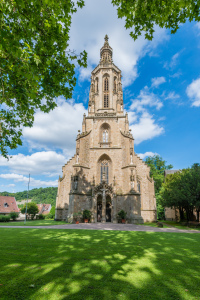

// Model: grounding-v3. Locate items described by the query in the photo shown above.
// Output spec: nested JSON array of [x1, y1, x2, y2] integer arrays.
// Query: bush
[[117, 210, 127, 220], [38, 214, 45, 220], [9, 212, 19, 221], [82, 210, 91, 220], [45, 213, 54, 219], [50, 206, 55, 218], [0, 215, 10, 222]]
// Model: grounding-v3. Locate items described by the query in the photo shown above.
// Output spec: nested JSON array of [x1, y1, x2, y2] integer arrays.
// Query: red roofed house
[[0, 196, 20, 215], [37, 204, 51, 215]]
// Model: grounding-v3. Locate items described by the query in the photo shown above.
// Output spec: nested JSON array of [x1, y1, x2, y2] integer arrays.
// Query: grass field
[[161, 220, 200, 231], [0, 220, 67, 226], [0, 229, 200, 300]]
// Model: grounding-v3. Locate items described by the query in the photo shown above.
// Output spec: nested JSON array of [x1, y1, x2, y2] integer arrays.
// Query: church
[[55, 36, 157, 223]]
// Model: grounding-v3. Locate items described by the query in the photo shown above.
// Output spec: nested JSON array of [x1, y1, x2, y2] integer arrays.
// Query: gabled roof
[[0, 196, 20, 213], [37, 204, 51, 214]]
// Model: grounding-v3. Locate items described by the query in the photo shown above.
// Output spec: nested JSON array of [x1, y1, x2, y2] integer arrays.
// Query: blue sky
[[0, 0, 200, 193]]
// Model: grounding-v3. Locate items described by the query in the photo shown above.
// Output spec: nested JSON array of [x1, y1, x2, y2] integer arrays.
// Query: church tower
[[55, 36, 156, 223]]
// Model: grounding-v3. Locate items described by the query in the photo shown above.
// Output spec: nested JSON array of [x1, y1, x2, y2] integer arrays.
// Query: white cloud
[[0, 174, 58, 188], [0, 151, 66, 176], [137, 152, 158, 160], [186, 78, 200, 107], [70, 0, 169, 87], [196, 23, 200, 30], [164, 52, 180, 70], [130, 112, 164, 144], [130, 88, 163, 112], [23, 98, 87, 154], [151, 77, 166, 88], [165, 92, 180, 100]]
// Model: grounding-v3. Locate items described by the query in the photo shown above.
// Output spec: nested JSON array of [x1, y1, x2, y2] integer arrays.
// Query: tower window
[[104, 78, 109, 91], [103, 130, 108, 143], [114, 77, 117, 92], [95, 78, 99, 92], [101, 161, 109, 183], [104, 94, 109, 108]]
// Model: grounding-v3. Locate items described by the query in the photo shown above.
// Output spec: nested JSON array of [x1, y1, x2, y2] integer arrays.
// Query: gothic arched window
[[104, 78, 109, 91], [95, 77, 99, 92], [101, 160, 109, 183], [114, 77, 117, 92], [103, 130, 108, 143], [104, 94, 109, 108], [137, 181, 141, 193]]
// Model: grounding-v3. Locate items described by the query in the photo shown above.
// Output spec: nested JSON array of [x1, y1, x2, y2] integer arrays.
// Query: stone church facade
[[55, 36, 156, 223]]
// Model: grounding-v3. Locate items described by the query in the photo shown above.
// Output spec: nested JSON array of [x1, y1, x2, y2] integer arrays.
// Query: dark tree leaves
[[112, 0, 200, 40], [0, 0, 87, 157]]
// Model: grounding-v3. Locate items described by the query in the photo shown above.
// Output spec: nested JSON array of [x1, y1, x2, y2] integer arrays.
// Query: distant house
[[37, 204, 51, 215], [0, 196, 20, 215]]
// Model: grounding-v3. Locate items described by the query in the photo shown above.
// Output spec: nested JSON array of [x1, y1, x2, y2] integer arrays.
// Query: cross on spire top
[[104, 34, 109, 42]]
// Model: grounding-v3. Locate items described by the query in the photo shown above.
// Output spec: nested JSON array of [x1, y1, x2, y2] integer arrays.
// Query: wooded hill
[[0, 187, 57, 206]]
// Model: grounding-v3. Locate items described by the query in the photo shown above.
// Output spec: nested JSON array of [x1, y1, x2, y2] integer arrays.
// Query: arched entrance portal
[[97, 194, 112, 222], [97, 194, 102, 222], [106, 195, 111, 222]]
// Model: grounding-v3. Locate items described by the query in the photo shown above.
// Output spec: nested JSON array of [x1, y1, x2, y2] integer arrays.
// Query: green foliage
[[82, 209, 91, 220], [0, 215, 10, 222], [0, 187, 58, 206], [117, 210, 127, 219], [145, 155, 173, 219], [9, 211, 19, 221], [160, 164, 200, 221], [45, 213, 54, 220], [50, 206, 55, 217], [112, 0, 200, 40], [0, 0, 87, 157], [38, 214, 45, 220], [21, 202, 39, 217]]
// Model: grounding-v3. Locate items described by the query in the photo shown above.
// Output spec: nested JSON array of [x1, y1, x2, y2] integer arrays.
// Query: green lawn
[[139, 222, 169, 228], [161, 220, 200, 231], [0, 229, 200, 300], [0, 220, 67, 226]]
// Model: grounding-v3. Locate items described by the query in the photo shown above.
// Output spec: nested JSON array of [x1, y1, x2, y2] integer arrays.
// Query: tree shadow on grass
[[0, 229, 200, 300]]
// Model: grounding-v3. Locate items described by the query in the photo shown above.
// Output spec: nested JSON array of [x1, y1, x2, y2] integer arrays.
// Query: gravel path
[[0, 223, 200, 233]]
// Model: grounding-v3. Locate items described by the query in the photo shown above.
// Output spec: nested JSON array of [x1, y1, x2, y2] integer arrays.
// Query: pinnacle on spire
[[100, 34, 113, 62], [104, 34, 109, 42]]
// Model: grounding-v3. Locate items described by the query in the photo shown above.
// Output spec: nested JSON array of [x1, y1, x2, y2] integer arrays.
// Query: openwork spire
[[100, 34, 113, 63]]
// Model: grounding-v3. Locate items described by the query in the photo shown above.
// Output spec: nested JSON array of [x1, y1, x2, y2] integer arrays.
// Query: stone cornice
[[92, 63, 121, 75], [121, 165, 136, 169]]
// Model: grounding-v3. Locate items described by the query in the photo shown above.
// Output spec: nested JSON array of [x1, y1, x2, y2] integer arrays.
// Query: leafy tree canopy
[[160, 163, 200, 221], [21, 202, 39, 216], [0, 0, 87, 157], [145, 155, 173, 219], [0, 187, 57, 206], [145, 155, 173, 194], [112, 0, 200, 40]]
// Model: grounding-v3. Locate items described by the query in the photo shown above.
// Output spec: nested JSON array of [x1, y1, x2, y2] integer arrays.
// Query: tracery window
[[104, 94, 109, 108], [103, 130, 108, 143], [104, 78, 109, 91], [95, 78, 99, 92], [114, 77, 117, 92], [137, 181, 141, 193], [101, 160, 109, 183]]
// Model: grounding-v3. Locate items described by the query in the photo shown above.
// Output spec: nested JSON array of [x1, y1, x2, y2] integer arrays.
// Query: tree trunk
[[179, 207, 184, 221], [196, 210, 199, 222]]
